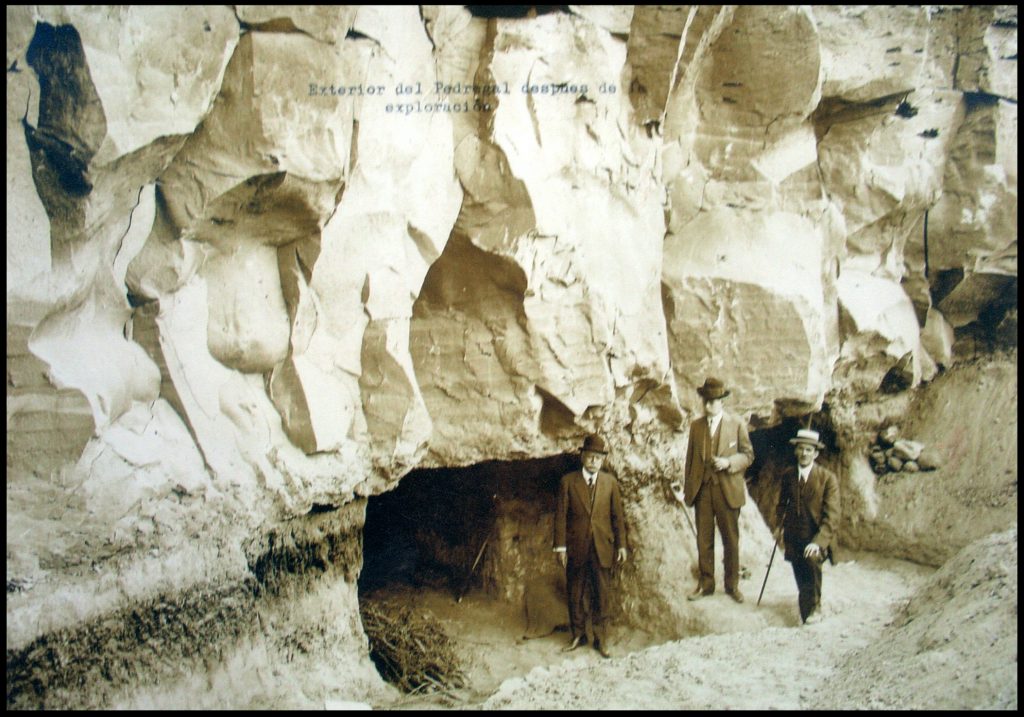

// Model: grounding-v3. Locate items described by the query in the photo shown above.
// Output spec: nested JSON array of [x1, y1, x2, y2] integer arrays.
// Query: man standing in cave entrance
[[553, 433, 629, 659], [774, 428, 841, 625], [681, 377, 754, 603]]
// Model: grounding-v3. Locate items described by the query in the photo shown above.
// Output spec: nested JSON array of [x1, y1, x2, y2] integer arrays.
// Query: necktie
[[794, 473, 802, 518], [706, 419, 719, 482], [797, 470, 809, 516]]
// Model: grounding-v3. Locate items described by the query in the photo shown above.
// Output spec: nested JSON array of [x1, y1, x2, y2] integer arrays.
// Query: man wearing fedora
[[682, 377, 754, 603], [553, 433, 629, 658], [774, 428, 841, 625]]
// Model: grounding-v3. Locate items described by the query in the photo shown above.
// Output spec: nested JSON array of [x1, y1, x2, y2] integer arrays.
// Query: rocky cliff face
[[6, 5, 1017, 709]]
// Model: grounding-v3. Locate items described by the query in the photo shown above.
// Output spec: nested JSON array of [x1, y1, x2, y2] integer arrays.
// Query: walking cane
[[758, 495, 790, 607], [669, 482, 697, 539], [757, 538, 778, 606]]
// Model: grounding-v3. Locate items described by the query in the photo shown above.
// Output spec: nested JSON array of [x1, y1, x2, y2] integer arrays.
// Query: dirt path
[[371, 550, 935, 710]]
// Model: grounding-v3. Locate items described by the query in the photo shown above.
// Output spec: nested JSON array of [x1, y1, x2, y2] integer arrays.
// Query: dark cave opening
[[358, 453, 580, 692], [359, 453, 579, 602]]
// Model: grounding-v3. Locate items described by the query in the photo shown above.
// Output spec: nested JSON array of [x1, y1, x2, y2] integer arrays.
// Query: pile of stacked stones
[[868, 425, 942, 476]]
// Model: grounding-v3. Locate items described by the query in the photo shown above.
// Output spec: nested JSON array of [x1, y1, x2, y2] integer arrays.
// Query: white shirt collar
[[582, 469, 597, 484], [799, 465, 813, 482], [708, 413, 722, 431]]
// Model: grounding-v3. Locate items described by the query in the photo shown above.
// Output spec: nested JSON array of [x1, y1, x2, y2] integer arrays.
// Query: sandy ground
[[367, 547, 953, 710], [817, 527, 1018, 711]]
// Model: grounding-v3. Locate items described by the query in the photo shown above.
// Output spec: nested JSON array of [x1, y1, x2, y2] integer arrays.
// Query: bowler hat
[[697, 377, 730, 400], [789, 428, 825, 450], [581, 434, 608, 454]]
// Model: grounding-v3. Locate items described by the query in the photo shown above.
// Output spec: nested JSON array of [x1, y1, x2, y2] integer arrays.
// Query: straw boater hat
[[696, 377, 730, 400], [581, 434, 609, 454], [789, 428, 825, 450]]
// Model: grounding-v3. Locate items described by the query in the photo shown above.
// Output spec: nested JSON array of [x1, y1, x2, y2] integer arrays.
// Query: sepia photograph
[[6, 5, 1017, 710]]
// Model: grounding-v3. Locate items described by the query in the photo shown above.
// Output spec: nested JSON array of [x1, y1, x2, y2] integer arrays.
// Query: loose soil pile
[[815, 527, 1017, 710]]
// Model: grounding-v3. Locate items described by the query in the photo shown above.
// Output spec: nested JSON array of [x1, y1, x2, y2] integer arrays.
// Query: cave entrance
[[358, 453, 580, 692], [359, 453, 577, 603], [745, 412, 839, 531]]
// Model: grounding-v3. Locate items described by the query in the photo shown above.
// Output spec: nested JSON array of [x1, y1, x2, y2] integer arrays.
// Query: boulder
[[878, 425, 900, 446], [892, 439, 924, 462]]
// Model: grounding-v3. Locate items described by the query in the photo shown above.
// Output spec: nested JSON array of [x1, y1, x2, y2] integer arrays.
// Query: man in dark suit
[[553, 434, 628, 658], [681, 377, 754, 603], [774, 428, 841, 625]]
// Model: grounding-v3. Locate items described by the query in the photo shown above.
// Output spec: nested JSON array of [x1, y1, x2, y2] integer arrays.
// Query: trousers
[[566, 539, 612, 644], [789, 549, 823, 622], [694, 479, 740, 594]]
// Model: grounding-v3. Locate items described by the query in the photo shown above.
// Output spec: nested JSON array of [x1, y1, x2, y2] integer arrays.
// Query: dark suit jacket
[[775, 462, 841, 561], [683, 412, 754, 509], [553, 469, 628, 569]]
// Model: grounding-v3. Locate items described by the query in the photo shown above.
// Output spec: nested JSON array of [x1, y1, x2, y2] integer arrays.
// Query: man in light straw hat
[[773, 428, 841, 625], [680, 378, 754, 603], [553, 434, 629, 658]]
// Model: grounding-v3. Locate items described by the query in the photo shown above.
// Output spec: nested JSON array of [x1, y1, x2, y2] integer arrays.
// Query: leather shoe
[[687, 588, 711, 601], [727, 589, 745, 604], [594, 641, 611, 659], [563, 636, 586, 652]]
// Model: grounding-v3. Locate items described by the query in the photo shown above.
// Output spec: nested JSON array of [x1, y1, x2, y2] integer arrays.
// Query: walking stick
[[757, 539, 778, 606], [669, 482, 697, 539], [759, 493, 791, 606]]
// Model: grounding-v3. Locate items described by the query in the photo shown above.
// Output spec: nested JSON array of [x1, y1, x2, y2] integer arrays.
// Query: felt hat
[[697, 377, 730, 400], [581, 434, 608, 454]]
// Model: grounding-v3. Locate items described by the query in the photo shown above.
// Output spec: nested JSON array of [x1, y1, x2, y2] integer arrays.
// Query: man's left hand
[[616, 548, 628, 564], [713, 457, 729, 471], [803, 543, 822, 560]]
